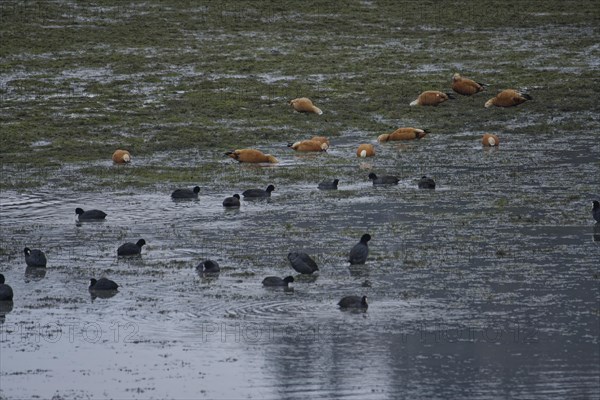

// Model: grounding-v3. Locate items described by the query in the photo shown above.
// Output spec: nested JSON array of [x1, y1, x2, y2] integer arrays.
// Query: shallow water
[[1, 126, 599, 399]]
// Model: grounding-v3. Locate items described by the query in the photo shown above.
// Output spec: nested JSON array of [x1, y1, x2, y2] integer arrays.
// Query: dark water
[[1, 129, 598, 399]]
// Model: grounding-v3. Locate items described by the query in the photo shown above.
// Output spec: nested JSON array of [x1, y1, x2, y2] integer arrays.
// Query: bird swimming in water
[[76, 208, 107, 221], [262, 276, 294, 287], [482, 133, 500, 147], [349, 234, 371, 265], [117, 239, 146, 256], [592, 200, 600, 223], [223, 194, 241, 208], [318, 179, 339, 190], [418, 176, 436, 189], [89, 277, 119, 291], [197, 260, 220, 273], [287, 252, 319, 274], [24, 247, 47, 267], [338, 295, 368, 309], [368, 173, 399, 185], [242, 185, 275, 198], [0, 274, 14, 301], [171, 186, 200, 199]]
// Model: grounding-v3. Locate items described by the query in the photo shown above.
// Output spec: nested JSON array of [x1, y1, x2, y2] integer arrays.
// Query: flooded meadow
[[1, 1, 599, 399]]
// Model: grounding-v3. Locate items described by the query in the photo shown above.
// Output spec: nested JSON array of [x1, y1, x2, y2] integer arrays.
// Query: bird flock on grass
[[4, 73, 597, 313]]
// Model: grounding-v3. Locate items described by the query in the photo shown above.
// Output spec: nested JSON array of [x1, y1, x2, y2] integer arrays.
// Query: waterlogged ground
[[1, 1, 599, 399]]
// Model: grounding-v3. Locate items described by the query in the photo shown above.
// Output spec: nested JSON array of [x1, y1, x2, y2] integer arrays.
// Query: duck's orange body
[[452, 73, 485, 96], [289, 98, 323, 115], [485, 89, 532, 108], [310, 136, 330, 146], [356, 144, 375, 158], [378, 127, 429, 142], [225, 149, 278, 163], [288, 140, 328, 152], [410, 91, 454, 106], [482, 133, 500, 147], [112, 149, 131, 164]]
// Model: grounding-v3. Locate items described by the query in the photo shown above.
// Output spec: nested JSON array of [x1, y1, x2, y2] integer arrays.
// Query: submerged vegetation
[[1, 1, 598, 191]]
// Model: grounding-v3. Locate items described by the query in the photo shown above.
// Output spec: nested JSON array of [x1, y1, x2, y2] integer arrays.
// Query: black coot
[[349, 234, 371, 265], [24, 247, 47, 267], [76, 208, 107, 220], [287, 252, 319, 274], [117, 239, 146, 256]]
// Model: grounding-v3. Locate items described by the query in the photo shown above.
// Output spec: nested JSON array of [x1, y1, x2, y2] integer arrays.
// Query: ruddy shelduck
[[112, 149, 131, 164], [288, 140, 328, 152], [356, 144, 375, 158], [485, 89, 532, 108], [225, 149, 278, 163], [410, 90, 455, 106], [289, 97, 323, 115], [377, 127, 429, 142], [451, 73, 486, 96], [482, 133, 500, 147]]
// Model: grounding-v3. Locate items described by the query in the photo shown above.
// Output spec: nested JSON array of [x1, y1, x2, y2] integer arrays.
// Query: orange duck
[[485, 89, 532, 108], [451, 73, 486, 96], [289, 98, 323, 115], [378, 127, 429, 142], [112, 149, 131, 164], [356, 144, 375, 157], [288, 140, 328, 152], [482, 133, 500, 147], [225, 149, 278, 163], [410, 90, 455, 106]]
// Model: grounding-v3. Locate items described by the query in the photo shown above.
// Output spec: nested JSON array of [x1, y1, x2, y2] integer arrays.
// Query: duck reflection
[[90, 290, 119, 302], [0, 301, 14, 324], [25, 266, 47, 281], [348, 265, 370, 278], [293, 274, 319, 284], [198, 271, 220, 283]]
